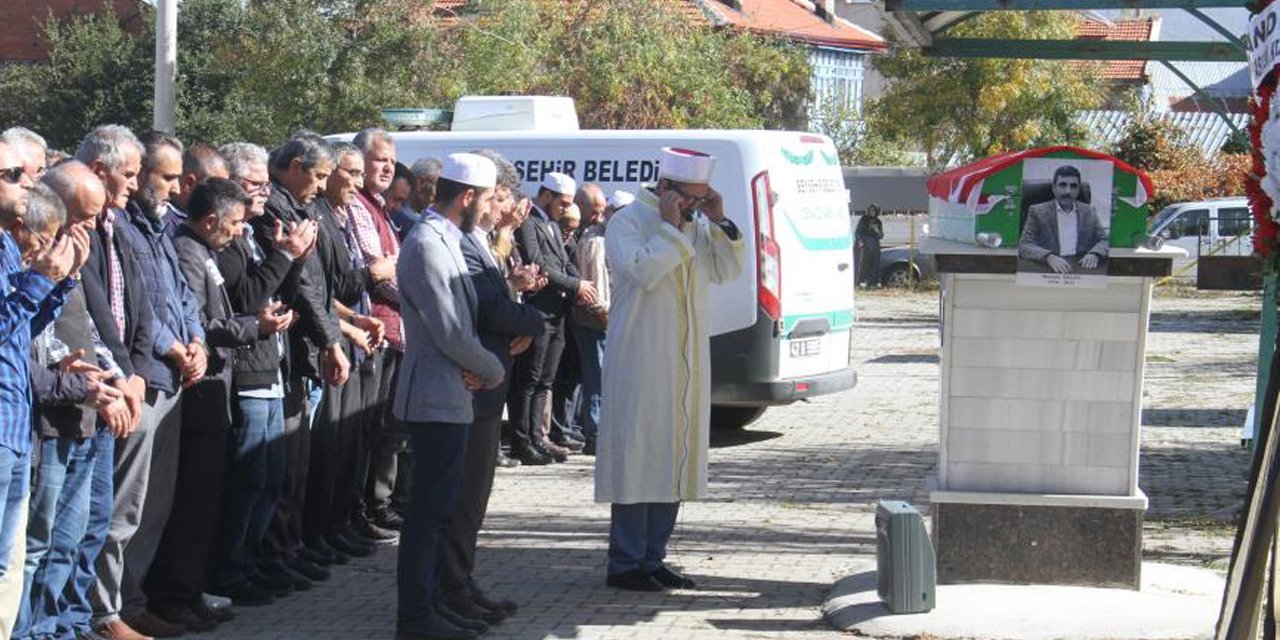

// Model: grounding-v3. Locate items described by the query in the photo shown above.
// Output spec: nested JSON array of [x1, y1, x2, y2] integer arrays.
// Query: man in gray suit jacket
[[394, 153, 504, 640], [1018, 165, 1109, 274]]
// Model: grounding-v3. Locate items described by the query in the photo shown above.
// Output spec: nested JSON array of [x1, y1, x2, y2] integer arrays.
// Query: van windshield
[[1148, 205, 1180, 233]]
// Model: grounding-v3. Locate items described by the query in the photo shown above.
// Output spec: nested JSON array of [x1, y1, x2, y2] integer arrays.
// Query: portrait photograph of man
[[1016, 158, 1114, 283]]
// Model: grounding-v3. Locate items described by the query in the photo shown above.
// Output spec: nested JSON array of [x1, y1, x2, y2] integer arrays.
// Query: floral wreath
[[1250, 0, 1280, 259]]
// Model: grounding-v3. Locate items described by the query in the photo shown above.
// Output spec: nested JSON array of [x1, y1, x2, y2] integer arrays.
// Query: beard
[[460, 197, 480, 233], [136, 185, 162, 220]]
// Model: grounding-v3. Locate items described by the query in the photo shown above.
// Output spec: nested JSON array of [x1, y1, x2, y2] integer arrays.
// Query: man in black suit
[[509, 173, 597, 465], [439, 151, 542, 626]]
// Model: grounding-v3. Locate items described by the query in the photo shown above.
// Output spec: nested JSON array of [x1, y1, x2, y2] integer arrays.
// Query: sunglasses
[[0, 167, 23, 184]]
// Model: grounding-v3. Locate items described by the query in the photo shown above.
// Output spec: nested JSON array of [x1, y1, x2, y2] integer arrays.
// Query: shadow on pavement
[[867, 353, 939, 365], [1149, 310, 1259, 334], [1143, 408, 1248, 428], [709, 428, 783, 447]]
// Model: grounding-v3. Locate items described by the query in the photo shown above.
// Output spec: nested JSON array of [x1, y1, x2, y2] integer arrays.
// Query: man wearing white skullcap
[[509, 172, 598, 464], [595, 146, 745, 592], [394, 152, 506, 640]]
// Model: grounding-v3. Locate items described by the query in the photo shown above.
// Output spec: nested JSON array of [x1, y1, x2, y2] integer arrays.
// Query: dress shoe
[[249, 570, 295, 596], [582, 438, 596, 456], [326, 530, 376, 558], [193, 598, 235, 623], [352, 516, 399, 544], [444, 598, 507, 625], [551, 432, 586, 450], [304, 537, 349, 565], [91, 618, 154, 640], [495, 451, 521, 469], [510, 447, 551, 466], [209, 579, 275, 606], [150, 604, 218, 633], [606, 569, 663, 592], [298, 541, 338, 566], [537, 440, 570, 462], [371, 508, 404, 531], [394, 616, 478, 640], [651, 566, 697, 589], [472, 590, 517, 615], [122, 611, 185, 638], [285, 556, 331, 581], [438, 604, 489, 634], [259, 564, 312, 591]]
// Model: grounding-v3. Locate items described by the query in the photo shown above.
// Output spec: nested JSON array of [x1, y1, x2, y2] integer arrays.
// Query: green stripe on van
[[783, 215, 853, 251], [782, 310, 855, 335]]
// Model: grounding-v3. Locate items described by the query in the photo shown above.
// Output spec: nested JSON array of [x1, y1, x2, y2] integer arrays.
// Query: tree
[[869, 12, 1103, 169]]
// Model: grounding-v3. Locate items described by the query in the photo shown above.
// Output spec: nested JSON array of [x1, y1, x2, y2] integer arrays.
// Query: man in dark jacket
[[211, 142, 318, 605], [253, 133, 349, 586], [148, 179, 271, 628]]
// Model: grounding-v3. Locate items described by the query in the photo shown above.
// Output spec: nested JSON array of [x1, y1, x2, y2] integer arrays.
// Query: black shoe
[[326, 530, 376, 558], [150, 604, 218, 632], [209, 579, 275, 606], [511, 448, 551, 466], [651, 566, 697, 589], [284, 556, 331, 581], [306, 536, 350, 565], [582, 438, 596, 456], [551, 433, 585, 451], [438, 603, 489, 634], [395, 616, 478, 640], [495, 451, 521, 469], [260, 565, 312, 591], [123, 610, 188, 637], [606, 569, 664, 592], [352, 516, 399, 544], [298, 541, 337, 566], [443, 596, 507, 625], [192, 599, 234, 623], [248, 570, 295, 597], [372, 509, 404, 531], [472, 590, 517, 615], [535, 442, 568, 463]]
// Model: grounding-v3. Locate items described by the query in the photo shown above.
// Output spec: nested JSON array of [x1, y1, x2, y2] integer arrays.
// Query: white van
[[1148, 197, 1252, 259], [337, 103, 857, 428]]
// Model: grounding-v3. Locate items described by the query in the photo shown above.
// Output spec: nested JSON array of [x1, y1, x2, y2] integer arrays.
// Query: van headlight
[[975, 232, 1003, 248]]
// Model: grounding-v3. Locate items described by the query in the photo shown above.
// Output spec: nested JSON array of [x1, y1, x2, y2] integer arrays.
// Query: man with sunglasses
[[1, 127, 47, 183], [595, 146, 744, 592]]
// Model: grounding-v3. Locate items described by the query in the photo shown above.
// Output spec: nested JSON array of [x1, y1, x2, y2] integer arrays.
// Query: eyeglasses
[[240, 178, 270, 195], [0, 167, 24, 184], [669, 182, 710, 207]]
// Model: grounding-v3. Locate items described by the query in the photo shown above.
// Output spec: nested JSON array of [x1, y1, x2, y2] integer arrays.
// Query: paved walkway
[[201, 289, 1257, 639]]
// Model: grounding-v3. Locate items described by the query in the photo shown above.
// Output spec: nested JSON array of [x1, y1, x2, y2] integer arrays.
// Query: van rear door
[[761, 134, 855, 379]]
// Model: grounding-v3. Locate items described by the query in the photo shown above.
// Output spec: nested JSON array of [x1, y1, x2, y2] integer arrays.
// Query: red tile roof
[[1075, 17, 1156, 82], [701, 0, 885, 51]]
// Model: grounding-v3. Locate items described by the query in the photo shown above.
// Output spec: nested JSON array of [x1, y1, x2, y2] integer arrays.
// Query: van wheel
[[881, 264, 916, 288], [711, 406, 768, 430]]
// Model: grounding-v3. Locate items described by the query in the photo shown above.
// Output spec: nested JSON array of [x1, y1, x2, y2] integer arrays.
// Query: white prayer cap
[[540, 172, 576, 196], [608, 190, 635, 209], [440, 152, 496, 189], [561, 203, 580, 221], [658, 146, 715, 185]]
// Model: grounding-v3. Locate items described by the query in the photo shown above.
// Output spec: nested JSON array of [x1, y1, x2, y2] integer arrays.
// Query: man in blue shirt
[[0, 140, 86, 621]]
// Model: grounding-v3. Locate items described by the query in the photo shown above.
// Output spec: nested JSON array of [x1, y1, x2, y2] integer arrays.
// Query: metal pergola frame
[[881, 0, 1248, 136]]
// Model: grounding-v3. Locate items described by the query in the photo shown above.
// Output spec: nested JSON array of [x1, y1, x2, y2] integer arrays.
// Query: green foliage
[[1111, 113, 1199, 172], [810, 97, 920, 166], [0, 0, 811, 149], [870, 12, 1102, 170]]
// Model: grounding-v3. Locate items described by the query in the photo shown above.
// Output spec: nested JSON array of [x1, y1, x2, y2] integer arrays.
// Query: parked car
[[878, 244, 938, 287], [1148, 197, 1251, 259]]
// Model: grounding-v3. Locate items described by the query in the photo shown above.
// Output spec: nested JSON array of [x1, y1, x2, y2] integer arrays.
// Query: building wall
[[809, 46, 866, 118], [834, 0, 888, 104], [0, 0, 142, 63]]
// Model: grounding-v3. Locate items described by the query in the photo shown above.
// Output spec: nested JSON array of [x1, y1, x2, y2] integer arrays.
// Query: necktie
[[103, 211, 126, 340]]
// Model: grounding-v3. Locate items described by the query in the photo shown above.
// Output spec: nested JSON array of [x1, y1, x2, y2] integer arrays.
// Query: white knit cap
[[440, 152, 496, 189], [540, 172, 576, 196], [561, 203, 581, 221], [658, 146, 715, 185], [607, 190, 635, 209]]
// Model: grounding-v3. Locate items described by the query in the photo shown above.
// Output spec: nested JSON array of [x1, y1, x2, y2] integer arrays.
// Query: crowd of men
[[0, 123, 636, 640]]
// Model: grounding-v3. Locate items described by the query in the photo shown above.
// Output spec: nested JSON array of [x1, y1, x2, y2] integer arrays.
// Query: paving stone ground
[[201, 287, 1259, 639]]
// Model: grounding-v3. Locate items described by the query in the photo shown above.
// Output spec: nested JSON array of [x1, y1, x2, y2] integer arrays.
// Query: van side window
[[1217, 207, 1252, 237], [1174, 209, 1209, 237]]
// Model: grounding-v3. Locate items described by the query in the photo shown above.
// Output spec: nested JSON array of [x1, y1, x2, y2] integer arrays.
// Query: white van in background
[[335, 98, 857, 428]]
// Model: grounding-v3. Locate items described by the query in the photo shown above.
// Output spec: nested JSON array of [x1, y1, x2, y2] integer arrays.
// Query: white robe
[[594, 189, 745, 504]]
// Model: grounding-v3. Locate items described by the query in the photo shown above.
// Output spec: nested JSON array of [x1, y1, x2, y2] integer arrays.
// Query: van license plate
[[790, 338, 821, 358]]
